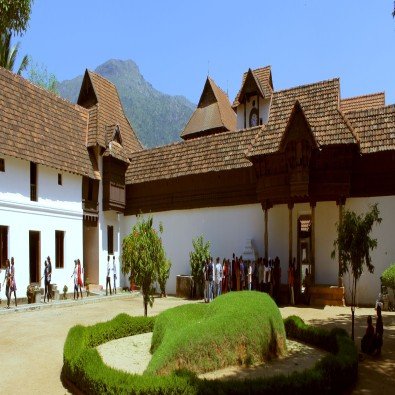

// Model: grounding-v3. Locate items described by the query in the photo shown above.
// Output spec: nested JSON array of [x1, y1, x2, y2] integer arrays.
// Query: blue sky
[[16, 1, 395, 104]]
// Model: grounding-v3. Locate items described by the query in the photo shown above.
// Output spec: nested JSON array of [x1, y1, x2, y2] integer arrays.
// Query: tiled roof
[[345, 105, 395, 154], [126, 127, 259, 184], [233, 66, 273, 108], [248, 79, 357, 157], [340, 92, 385, 113], [181, 77, 236, 139], [0, 66, 97, 178], [82, 71, 142, 154], [102, 141, 130, 164]]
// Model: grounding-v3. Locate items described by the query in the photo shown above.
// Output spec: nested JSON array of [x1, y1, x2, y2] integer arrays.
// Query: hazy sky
[[16, 1, 395, 104]]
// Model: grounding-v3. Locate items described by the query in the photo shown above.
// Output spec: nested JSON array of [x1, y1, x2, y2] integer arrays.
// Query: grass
[[147, 291, 286, 375], [62, 295, 358, 394]]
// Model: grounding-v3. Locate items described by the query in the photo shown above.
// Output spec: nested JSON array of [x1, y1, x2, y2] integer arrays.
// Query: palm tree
[[0, 31, 29, 75]]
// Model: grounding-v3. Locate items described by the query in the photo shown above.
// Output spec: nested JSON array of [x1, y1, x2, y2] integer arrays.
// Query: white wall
[[236, 97, 270, 129], [0, 155, 83, 297], [122, 204, 265, 294]]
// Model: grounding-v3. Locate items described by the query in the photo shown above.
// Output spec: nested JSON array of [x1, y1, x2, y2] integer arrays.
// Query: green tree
[[0, 31, 28, 74], [121, 215, 168, 316], [0, 0, 33, 35], [157, 258, 171, 297], [381, 264, 395, 303], [332, 203, 381, 340], [27, 59, 59, 94], [189, 235, 211, 298]]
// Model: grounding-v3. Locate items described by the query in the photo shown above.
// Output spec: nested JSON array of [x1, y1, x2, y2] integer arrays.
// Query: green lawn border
[[62, 313, 358, 394]]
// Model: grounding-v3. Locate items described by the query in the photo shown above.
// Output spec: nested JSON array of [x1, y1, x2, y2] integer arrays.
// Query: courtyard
[[0, 294, 394, 394]]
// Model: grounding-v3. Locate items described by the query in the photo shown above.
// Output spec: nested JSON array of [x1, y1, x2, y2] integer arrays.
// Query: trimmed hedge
[[63, 313, 358, 395], [148, 291, 286, 374]]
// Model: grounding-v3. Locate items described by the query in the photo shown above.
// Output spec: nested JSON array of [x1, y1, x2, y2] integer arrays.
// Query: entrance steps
[[310, 285, 345, 307]]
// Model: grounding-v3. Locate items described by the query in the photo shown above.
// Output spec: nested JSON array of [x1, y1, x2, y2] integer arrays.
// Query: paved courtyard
[[0, 294, 394, 394]]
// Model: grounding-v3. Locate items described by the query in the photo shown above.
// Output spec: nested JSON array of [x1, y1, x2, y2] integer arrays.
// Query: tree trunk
[[351, 306, 355, 341], [144, 300, 147, 317]]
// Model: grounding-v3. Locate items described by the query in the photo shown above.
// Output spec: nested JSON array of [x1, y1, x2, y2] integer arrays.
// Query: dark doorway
[[83, 219, 99, 284], [29, 231, 41, 283], [0, 225, 8, 268]]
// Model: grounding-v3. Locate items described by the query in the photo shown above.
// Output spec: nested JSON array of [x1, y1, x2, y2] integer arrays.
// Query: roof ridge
[[341, 91, 385, 102], [345, 104, 395, 116], [338, 108, 359, 145], [0, 66, 89, 116], [87, 69, 117, 89], [208, 76, 229, 99], [274, 77, 339, 95]]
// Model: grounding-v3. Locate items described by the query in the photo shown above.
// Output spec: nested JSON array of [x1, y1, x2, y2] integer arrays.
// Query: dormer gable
[[77, 70, 97, 108]]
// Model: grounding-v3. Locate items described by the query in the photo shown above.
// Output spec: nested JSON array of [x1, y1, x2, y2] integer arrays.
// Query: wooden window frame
[[58, 173, 62, 186], [55, 230, 64, 269], [107, 225, 114, 255], [0, 158, 4, 172], [0, 225, 8, 269], [30, 162, 37, 201]]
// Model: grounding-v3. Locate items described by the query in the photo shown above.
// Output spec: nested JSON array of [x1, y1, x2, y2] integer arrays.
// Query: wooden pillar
[[244, 97, 247, 129], [262, 201, 272, 261], [310, 201, 316, 284], [336, 197, 346, 286], [288, 202, 294, 265]]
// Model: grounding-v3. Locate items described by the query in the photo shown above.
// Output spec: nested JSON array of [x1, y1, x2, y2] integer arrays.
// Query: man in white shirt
[[215, 257, 222, 297], [112, 255, 117, 294]]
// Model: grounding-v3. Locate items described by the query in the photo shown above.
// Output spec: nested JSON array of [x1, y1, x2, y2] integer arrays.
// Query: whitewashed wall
[[122, 204, 265, 294], [0, 155, 83, 297]]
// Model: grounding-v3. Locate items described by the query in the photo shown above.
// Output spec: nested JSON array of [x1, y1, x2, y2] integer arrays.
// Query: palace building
[[1, 65, 394, 305]]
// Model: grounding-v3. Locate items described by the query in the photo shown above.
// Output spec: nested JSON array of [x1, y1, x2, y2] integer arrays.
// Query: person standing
[[203, 259, 209, 302], [46, 256, 52, 302], [3, 259, 11, 308], [112, 256, 117, 294], [247, 261, 253, 291], [207, 257, 214, 302], [375, 305, 384, 355], [106, 256, 112, 296], [71, 260, 78, 300], [215, 257, 222, 297], [43, 260, 51, 303], [10, 257, 17, 307], [76, 259, 83, 299]]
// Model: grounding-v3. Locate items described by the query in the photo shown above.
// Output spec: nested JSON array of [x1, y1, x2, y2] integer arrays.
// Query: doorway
[[297, 214, 312, 292], [29, 231, 41, 284]]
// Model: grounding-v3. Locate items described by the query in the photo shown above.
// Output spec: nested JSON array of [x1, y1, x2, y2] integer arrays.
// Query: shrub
[[148, 291, 286, 375], [381, 264, 395, 299], [63, 310, 358, 394]]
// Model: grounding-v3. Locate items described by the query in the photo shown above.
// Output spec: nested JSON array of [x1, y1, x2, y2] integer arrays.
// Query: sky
[[15, 1, 395, 104]]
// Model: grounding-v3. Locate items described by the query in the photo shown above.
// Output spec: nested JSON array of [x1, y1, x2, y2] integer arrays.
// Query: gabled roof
[[233, 66, 273, 108], [247, 78, 357, 158], [127, 127, 259, 184], [345, 105, 395, 154], [180, 77, 236, 139], [340, 92, 385, 113], [77, 70, 142, 155], [0, 66, 97, 178]]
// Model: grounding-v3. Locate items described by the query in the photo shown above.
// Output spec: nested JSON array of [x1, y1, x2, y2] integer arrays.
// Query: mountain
[[57, 59, 195, 148]]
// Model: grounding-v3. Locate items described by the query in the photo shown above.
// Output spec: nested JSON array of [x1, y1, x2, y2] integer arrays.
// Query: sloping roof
[[181, 77, 236, 139], [126, 127, 259, 184], [248, 78, 357, 158], [340, 92, 385, 113], [233, 66, 273, 108], [78, 70, 142, 155], [0, 66, 97, 178], [345, 105, 395, 154]]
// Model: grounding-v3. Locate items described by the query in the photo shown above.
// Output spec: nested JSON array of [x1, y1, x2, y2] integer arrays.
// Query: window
[[107, 225, 114, 255], [0, 226, 8, 268], [55, 231, 64, 268], [0, 158, 4, 172], [58, 173, 62, 186], [30, 162, 37, 201]]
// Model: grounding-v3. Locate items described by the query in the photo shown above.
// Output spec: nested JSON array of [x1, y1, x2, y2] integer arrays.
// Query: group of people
[[1, 257, 17, 308], [202, 254, 283, 303], [106, 255, 117, 296], [361, 305, 384, 356]]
